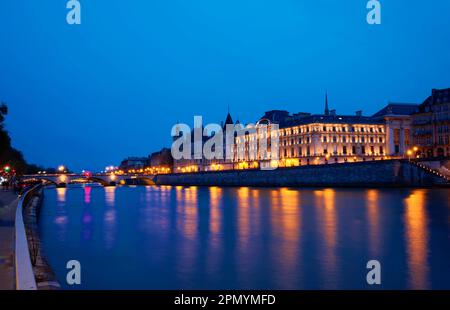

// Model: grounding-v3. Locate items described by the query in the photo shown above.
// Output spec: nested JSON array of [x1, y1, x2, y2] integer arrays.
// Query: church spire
[[224, 105, 234, 128], [324, 91, 330, 115]]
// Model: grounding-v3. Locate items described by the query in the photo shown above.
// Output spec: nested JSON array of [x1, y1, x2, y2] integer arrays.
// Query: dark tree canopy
[[0, 101, 43, 174]]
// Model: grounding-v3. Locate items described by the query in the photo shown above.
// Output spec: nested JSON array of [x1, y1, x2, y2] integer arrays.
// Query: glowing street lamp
[[407, 150, 413, 161], [58, 165, 66, 173]]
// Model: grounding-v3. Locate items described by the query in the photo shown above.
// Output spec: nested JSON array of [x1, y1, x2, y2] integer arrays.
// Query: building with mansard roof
[[412, 88, 450, 157], [232, 94, 419, 168]]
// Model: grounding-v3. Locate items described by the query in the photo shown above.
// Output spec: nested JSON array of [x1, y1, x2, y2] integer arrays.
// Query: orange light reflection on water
[[314, 189, 338, 287], [404, 189, 429, 289], [209, 186, 222, 234], [270, 188, 301, 288], [176, 186, 198, 239], [237, 187, 251, 246], [56, 187, 66, 205], [366, 189, 381, 257]]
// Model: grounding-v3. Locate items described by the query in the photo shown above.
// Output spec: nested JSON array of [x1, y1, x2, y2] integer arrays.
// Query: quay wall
[[155, 160, 447, 187]]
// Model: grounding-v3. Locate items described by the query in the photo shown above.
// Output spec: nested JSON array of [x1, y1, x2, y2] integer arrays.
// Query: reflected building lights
[[271, 188, 301, 288], [209, 186, 222, 234], [237, 187, 251, 244], [404, 189, 429, 289], [366, 189, 381, 257], [314, 189, 338, 288], [56, 187, 67, 206], [105, 186, 116, 207], [177, 186, 198, 239], [84, 186, 91, 204]]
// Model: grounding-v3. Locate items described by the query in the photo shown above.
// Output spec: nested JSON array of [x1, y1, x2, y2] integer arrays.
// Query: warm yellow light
[[58, 165, 65, 172], [413, 146, 418, 152], [110, 174, 117, 181], [407, 150, 413, 156]]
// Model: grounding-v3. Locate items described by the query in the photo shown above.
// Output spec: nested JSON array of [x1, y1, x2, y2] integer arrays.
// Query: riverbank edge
[[21, 187, 60, 290], [155, 160, 450, 188]]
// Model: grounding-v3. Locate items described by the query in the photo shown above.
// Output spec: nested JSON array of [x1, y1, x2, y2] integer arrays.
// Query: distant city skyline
[[1, 1, 450, 171]]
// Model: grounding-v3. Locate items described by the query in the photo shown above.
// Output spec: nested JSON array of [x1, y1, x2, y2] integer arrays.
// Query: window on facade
[[379, 146, 384, 155], [394, 129, 400, 145], [361, 146, 366, 154], [352, 146, 356, 154], [343, 136, 347, 143], [343, 146, 347, 155], [323, 126, 327, 131], [307, 146, 310, 156], [370, 146, 374, 154], [333, 136, 337, 142]]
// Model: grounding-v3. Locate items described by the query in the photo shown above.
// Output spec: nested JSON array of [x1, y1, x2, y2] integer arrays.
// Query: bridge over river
[[21, 173, 156, 187]]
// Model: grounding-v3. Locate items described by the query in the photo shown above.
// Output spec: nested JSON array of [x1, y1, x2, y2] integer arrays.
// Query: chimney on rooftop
[[355, 110, 363, 117]]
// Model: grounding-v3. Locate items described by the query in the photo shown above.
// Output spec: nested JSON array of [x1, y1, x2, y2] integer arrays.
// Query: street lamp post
[[407, 150, 413, 161]]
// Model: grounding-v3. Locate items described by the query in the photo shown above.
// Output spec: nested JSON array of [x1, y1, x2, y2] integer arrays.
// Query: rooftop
[[372, 103, 419, 118], [281, 114, 384, 128]]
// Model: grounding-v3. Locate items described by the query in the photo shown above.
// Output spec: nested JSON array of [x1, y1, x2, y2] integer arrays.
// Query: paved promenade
[[0, 190, 19, 290]]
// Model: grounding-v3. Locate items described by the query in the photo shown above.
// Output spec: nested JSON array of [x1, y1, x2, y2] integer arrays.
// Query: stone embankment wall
[[23, 188, 60, 290], [155, 160, 447, 187]]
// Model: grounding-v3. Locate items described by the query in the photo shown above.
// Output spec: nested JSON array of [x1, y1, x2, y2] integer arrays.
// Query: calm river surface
[[39, 185, 450, 289]]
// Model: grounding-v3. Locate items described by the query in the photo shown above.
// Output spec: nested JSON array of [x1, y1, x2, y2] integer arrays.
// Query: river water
[[39, 185, 450, 289]]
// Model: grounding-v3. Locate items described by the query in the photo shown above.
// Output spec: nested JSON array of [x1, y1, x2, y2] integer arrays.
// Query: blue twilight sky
[[0, 1, 449, 171]]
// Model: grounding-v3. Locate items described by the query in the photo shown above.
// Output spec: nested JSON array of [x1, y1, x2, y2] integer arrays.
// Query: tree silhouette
[[0, 101, 40, 174]]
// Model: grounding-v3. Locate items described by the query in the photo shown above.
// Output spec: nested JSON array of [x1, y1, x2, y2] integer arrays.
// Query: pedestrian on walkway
[[2, 180, 9, 191]]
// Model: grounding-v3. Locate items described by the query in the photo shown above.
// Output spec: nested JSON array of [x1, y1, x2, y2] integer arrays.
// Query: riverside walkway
[[0, 190, 19, 290]]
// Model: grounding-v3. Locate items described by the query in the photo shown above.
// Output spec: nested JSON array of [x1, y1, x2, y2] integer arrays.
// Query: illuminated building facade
[[119, 157, 149, 173], [412, 88, 450, 157], [171, 89, 450, 173], [148, 148, 173, 174], [173, 112, 238, 173], [233, 96, 418, 167]]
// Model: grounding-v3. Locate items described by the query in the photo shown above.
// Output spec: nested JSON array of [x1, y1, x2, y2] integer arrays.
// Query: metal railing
[[411, 160, 450, 182], [15, 185, 40, 290]]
